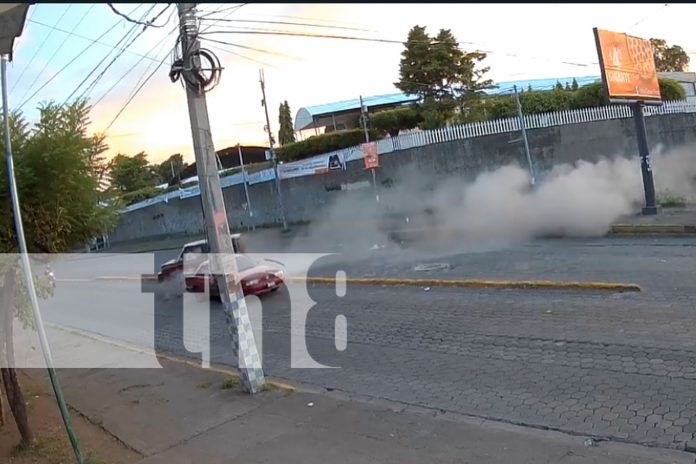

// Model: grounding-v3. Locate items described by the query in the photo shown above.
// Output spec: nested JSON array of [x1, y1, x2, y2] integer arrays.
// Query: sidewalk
[[23, 325, 696, 463]]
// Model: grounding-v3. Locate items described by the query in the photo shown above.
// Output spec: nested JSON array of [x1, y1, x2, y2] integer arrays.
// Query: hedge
[[276, 128, 383, 162]]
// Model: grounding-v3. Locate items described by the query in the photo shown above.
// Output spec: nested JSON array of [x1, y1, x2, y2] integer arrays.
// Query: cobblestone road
[[47, 238, 696, 451]]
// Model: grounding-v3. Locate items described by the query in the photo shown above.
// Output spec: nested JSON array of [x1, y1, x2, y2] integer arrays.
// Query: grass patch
[[220, 376, 240, 390], [658, 189, 687, 208], [197, 381, 213, 389]]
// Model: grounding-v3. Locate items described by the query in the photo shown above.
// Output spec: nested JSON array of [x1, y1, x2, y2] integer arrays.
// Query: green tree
[[527, 84, 533, 92], [650, 38, 690, 72], [278, 101, 296, 146], [109, 152, 160, 195], [555, 81, 563, 91], [157, 153, 187, 185], [396, 25, 492, 127], [370, 107, 423, 137], [571, 78, 579, 91], [0, 99, 118, 446]]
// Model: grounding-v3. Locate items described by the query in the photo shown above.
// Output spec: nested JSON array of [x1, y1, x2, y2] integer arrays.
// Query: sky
[[6, 3, 696, 165]]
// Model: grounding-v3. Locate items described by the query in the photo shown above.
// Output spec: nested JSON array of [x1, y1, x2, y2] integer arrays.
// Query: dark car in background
[[157, 234, 245, 282]]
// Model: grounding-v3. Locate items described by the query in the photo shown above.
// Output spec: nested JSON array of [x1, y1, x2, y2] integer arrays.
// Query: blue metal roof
[[303, 93, 419, 116]]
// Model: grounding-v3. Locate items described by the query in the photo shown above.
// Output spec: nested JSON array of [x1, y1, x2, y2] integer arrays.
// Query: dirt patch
[[1, 369, 141, 464]]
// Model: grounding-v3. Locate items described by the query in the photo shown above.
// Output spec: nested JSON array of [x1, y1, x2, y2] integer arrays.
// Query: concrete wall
[[108, 113, 696, 243]]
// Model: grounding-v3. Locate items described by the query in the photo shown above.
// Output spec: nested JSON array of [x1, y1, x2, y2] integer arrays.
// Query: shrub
[[276, 128, 382, 162], [370, 107, 423, 137]]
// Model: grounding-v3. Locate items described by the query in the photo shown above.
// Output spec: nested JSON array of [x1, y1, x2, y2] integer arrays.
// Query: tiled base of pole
[[223, 292, 266, 393]]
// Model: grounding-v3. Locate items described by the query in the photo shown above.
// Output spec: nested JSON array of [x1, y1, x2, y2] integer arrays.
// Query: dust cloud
[[291, 146, 696, 258]]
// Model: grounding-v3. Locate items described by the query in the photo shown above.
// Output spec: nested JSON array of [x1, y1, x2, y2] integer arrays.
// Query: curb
[[609, 224, 696, 236], [288, 276, 642, 292], [45, 323, 295, 394]]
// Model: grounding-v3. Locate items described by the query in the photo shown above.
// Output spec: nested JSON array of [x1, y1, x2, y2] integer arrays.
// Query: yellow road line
[[287, 276, 642, 292], [45, 322, 295, 393], [92, 274, 641, 292]]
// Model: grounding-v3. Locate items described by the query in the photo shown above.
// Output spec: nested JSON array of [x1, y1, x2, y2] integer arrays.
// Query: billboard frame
[[593, 27, 663, 106]]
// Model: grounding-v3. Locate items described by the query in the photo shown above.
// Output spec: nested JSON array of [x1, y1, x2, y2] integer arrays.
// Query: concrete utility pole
[[237, 143, 255, 230], [176, 3, 265, 393], [259, 68, 288, 231], [359, 95, 379, 202], [513, 85, 536, 186], [631, 102, 658, 215]]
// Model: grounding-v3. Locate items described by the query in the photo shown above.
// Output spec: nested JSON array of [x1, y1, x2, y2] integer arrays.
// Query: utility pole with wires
[[513, 85, 536, 187], [359, 95, 379, 202], [237, 143, 255, 231], [259, 68, 288, 231], [174, 3, 265, 394]]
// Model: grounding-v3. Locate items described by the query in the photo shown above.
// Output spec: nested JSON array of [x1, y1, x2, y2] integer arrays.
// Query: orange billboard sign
[[593, 28, 661, 102]]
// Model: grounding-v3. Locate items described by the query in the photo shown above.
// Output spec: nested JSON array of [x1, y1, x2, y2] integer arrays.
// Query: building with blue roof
[[294, 72, 695, 137]]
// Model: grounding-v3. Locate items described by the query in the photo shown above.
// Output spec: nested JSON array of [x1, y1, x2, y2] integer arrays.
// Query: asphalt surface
[[39, 237, 696, 451]]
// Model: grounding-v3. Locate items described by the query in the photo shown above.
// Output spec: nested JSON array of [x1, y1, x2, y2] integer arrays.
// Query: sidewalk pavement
[[34, 325, 696, 464]]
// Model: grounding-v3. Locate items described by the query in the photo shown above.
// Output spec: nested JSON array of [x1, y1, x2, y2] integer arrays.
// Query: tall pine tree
[[278, 101, 296, 146]]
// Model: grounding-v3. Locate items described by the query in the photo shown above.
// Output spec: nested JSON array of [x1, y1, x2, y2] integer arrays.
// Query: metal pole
[[360, 95, 379, 202], [237, 143, 254, 230], [632, 101, 658, 215], [176, 3, 265, 393], [259, 68, 288, 231], [2, 54, 85, 464], [513, 85, 536, 186]]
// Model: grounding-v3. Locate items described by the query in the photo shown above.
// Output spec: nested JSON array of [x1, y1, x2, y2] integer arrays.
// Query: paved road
[[41, 237, 696, 451]]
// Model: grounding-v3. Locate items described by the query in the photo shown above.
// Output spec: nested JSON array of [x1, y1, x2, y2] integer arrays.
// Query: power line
[[9, 4, 73, 94], [106, 3, 171, 28], [78, 5, 177, 102], [16, 12, 135, 111], [15, 5, 98, 101], [93, 26, 178, 108], [235, 12, 374, 31], [200, 37, 301, 61], [198, 3, 249, 19], [199, 17, 373, 32], [101, 49, 172, 134], [62, 6, 157, 105], [27, 16, 162, 63], [200, 29, 404, 44], [206, 44, 276, 69]]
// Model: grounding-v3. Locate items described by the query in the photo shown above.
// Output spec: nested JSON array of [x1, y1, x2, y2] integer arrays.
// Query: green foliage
[[278, 100, 296, 146], [396, 25, 492, 127], [370, 106, 423, 137], [651, 38, 690, 72], [659, 77, 687, 101], [657, 189, 687, 208], [109, 151, 160, 195], [0, 99, 118, 254], [571, 78, 579, 91], [157, 153, 187, 185], [481, 77, 687, 120], [276, 128, 381, 162]]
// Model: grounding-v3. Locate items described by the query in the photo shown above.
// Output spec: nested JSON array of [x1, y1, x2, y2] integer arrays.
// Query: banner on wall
[[361, 142, 380, 169], [278, 151, 347, 180]]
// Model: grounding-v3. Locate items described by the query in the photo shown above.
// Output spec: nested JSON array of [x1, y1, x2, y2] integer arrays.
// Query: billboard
[[593, 28, 661, 102], [361, 142, 380, 169]]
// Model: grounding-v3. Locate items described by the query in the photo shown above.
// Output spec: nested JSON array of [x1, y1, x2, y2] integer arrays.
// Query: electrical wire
[[199, 17, 374, 32], [9, 4, 73, 93], [93, 26, 178, 108], [15, 11, 137, 111], [78, 5, 177, 102], [198, 3, 249, 19], [62, 5, 157, 105], [26, 16, 162, 64], [106, 3, 171, 28], [102, 49, 173, 134], [206, 44, 276, 69], [199, 28, 404, 44], [200, 37, 301, 61]]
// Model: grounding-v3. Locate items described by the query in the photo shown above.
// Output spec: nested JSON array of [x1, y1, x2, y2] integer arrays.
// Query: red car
[[185, 254, 285, 298]]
